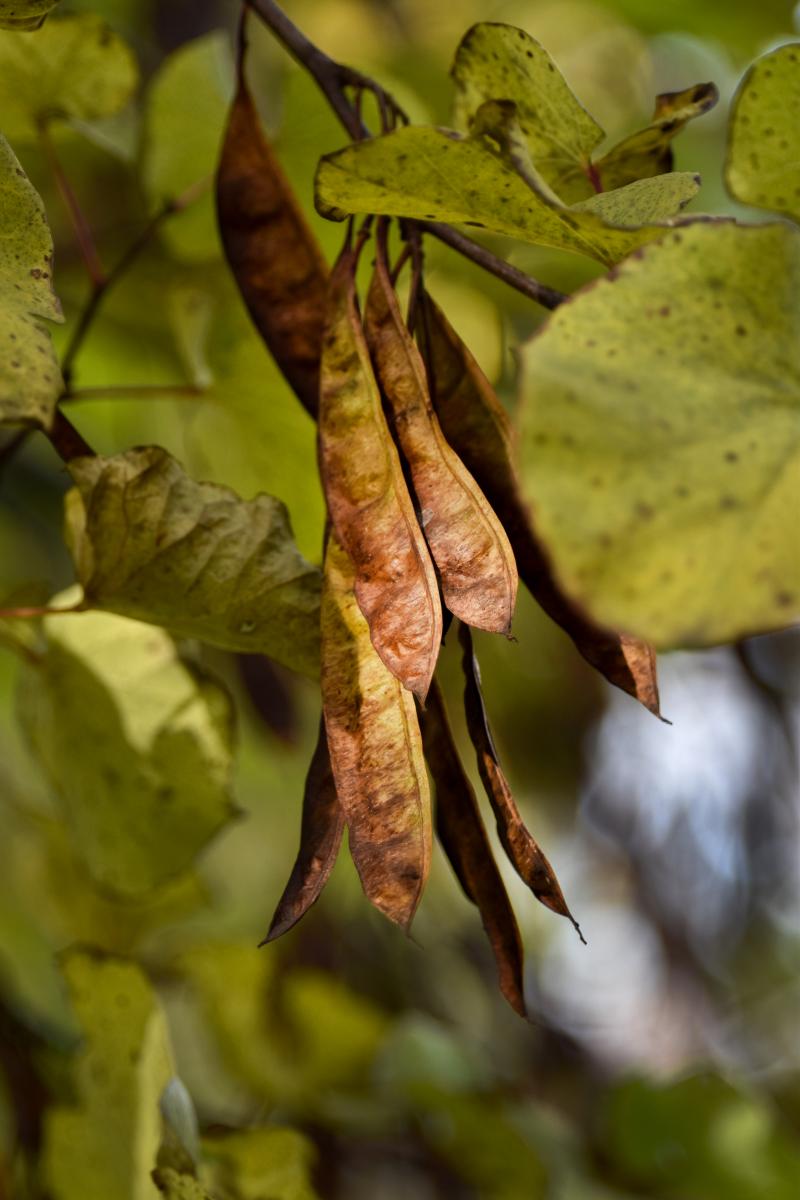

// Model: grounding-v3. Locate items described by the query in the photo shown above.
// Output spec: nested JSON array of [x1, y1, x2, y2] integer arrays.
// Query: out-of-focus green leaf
[[315, 121, 700, 267], [42, 950, 173, 1200], [167, 285, 214, 390], [726, 42, 800, 224], [0, 0, 60, 31], [141, 31, 234, 260], [0, 14, 138, 139], [18, 599, 237, 896], [517, 221, 800, 649], [201, 1128, 318, 1200], [64, 446, 321, 677], [0, 135, 63, 429], [605, 1074, 800, 1200]]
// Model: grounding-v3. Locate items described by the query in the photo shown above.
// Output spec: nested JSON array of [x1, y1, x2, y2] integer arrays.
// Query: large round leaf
[[517, 221, 800, 649]]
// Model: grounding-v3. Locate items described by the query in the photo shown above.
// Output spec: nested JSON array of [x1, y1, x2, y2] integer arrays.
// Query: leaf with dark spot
[[319, 245, 442, 701], [263, 718, 343, 942], [364, 229, 517, 635], [458, 623, 585, 942], [418, 291, 660, 716], [321, 534, 431, 930], [216, 53, 328, 416], [420, 681, 526, 1017]]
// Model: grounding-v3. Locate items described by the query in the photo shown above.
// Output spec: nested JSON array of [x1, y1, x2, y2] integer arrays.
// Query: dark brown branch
[[46, 410, 95, 462], [246, 0, 566, 310]]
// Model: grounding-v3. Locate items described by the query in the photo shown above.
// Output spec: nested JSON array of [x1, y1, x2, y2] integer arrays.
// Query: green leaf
[[0, 14, 138, 140], [726, 43, 800, 224], [517, 221, 800, 650], [19, 598, 237, 896], [64, 446, 321, 678], [153, 1171, 211, 1200], [141, 32, 234, 261], [42, 950, 174, 1200], [451, 22, 603, 202], [201, 1129, 318, 1200], [451, 23, 716, 204], [315, 122, 700, 267], [0, 0, 60, 30], [0, 135, 63, 428]]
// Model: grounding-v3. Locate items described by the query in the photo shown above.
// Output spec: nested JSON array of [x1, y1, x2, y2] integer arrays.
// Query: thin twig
[[246, 0, 565, 310], [60, 176, 211, 381], [63, 383, 204, 402], [38, 120, 106, 288], [46, 410, 94, 462], [0, 603, 84, 619]]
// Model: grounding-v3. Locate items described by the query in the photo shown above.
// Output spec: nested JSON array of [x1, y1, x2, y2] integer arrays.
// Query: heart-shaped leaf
[[517, 221, 800, 649]]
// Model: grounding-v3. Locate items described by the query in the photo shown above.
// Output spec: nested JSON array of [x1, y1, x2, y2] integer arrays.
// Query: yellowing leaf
[[0, 0, 60, 31], [517, 221, 800, 650], [322, 535, 432, 930], [726, 43, 800, 224], [0, 135, 63, 428], [0, 14, 138, 139], [451, 22, 603, 201], [42, 950, 174, 1200], [315, 123, 700, 267], [142, 32, 234, 260], [64, 446, 321, 678], [18, 601, 237, 896]]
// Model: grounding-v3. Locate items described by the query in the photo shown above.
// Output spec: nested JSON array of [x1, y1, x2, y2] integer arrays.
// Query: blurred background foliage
[[1, 0, 800, 1196]]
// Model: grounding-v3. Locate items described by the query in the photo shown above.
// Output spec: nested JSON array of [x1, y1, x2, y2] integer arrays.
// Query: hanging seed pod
[[419, 291, 661, 717], [421, 681, 527, 1017], [459, 623, 585, 942], [216, 49, 328, 417], [365, 227, 517, 635], [319, 243, 442, 701], [321, 534, 432, 930]]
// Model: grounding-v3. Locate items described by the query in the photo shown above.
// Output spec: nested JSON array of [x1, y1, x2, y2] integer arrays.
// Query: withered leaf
[[420, 681, 526, 1017], [216, 57, 328, 417], [458, 623, 585, 942], [263, 716, 344, 943], [418, 291, 660, 717], [319, 245, 442, 701], [364, 232, 517, 635], [321, 534, 432, 930]]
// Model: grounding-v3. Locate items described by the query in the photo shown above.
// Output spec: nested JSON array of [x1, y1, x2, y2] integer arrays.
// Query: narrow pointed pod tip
[[321, 534, 432, 931], [419, 292, 661, 717], [364, 231, 518, 636], [458, 623, 583, 938], [420, 681, 528, 1018], [216, 56, 328, 418], [319, 244, 442, 701], [262, 716, 344, 945]]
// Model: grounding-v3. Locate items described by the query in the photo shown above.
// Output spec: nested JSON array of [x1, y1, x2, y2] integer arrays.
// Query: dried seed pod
[[420, 681, 527, 1017], [319, 245, 442, 701], [321, 534, 432, 930], [459, 623, 584, 942], [419, 291, 661, 717], [365, 234, 517, 634], [216, 59, 328, 417], [262, 717, 344, 943]]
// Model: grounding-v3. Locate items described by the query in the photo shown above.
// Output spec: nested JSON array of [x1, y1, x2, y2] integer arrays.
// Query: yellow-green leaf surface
[[201, 1129, 318, 1200], [451, 22, 603, 201], [315, 124, 700, 267], [726, 43, 800, 224], [153, 1171, 211, 1200], [141, 31, 234, 260], [451, 23, 716, 204], [517, 222, 800, 650], [43, 951, 174, 1200], [64, 446, 321, 678], [19, 600, 236, 896], [0, 14, 137, 140], [0, 0, 60, 30], [0, 136, 63, 427]]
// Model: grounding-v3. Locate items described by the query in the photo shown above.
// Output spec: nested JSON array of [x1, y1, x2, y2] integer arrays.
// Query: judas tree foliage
[[0, 0, 798, 1196]]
